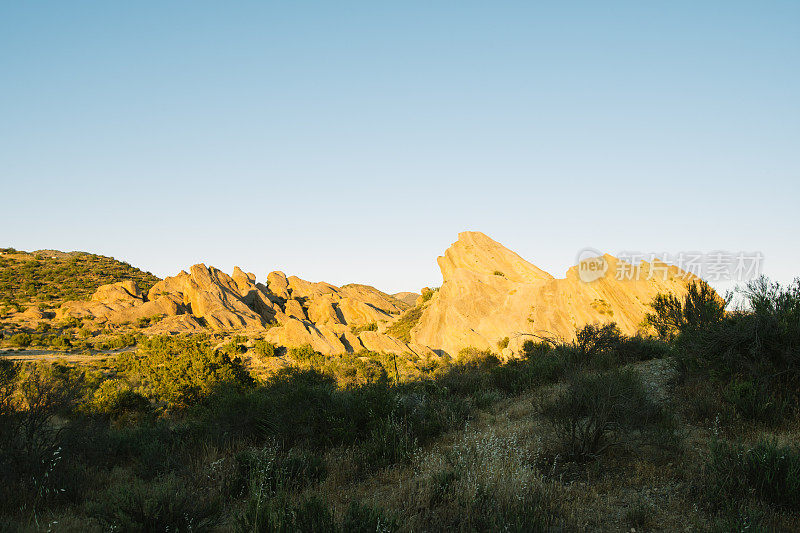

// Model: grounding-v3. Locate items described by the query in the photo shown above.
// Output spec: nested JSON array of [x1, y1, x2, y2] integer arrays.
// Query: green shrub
[[646, 280, 726, 340], [704, 438, 800, 511], [420, 287, 437, 303], [0, 362, 86, 509], [541, 368, 663, 461], [254, 339, 277, 359], [521, 339, 554, 358], [289, 344, 324, 366], [497, 336, 510, 349], [385, 305, 424, 343], [436, 355, 498, 397], [614, 334, 670, 363], [350, 322, 378, 335], [220, 340, 246, 357], [94, 333, 136, 350], [87, 472, 222, 531], [672, 277, 800, 422], [9, 332, 31, 347], [91, 379, 151, 422], [723, 378, 772, 421], [574, 322, 622, 359], [237, 444, 327, 498], [49, 334, 72, 350], [117, 334, 255, 409]]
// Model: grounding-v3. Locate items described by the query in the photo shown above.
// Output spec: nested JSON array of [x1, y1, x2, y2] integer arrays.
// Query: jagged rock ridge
[[53, 231, 697, 359]]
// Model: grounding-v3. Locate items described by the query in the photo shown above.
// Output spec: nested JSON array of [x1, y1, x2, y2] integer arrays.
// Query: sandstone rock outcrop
[[48, 232, 697, 361], [91, 280, 144, 303], [57, 280, 146, 322], [409, 232, 696, 357]]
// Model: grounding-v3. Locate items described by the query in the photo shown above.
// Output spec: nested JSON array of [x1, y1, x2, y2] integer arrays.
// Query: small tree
[[574, 323, 622, 358], [646, 280, 726, 340]]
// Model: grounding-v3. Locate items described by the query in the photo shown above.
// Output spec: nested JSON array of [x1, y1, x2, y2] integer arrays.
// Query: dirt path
[[632, 356, 677, 404], [0, 347, 135, 364]]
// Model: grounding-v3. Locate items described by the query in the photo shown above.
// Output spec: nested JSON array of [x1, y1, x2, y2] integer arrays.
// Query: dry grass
[[295, 359, 800, 532]]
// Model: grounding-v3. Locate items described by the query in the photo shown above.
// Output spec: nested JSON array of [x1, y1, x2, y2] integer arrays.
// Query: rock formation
[[49, 231, 698, 360], [410, 232, 696, 357]]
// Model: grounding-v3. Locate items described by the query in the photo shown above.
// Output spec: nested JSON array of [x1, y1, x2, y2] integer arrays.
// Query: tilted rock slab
[[410, 231, 697, 357]]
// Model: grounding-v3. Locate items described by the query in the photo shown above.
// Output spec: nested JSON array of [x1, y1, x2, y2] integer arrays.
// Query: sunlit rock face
[[53, 231, 697, 359], [410, 231, 697, 357]]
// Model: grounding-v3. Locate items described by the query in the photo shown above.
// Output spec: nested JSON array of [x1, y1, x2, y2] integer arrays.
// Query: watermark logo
[[576, 248, 764, 283], [576, 247, 608, 283]]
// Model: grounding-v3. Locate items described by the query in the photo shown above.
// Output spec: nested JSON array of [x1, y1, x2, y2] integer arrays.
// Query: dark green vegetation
[[0, 277, 798, 531], [1, 320, 140, 353], [0, 248, 159, 308]]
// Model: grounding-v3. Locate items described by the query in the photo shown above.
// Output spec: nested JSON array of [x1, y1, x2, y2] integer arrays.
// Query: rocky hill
[[0, 248, 159, 307], [6, 233, 697, 359]]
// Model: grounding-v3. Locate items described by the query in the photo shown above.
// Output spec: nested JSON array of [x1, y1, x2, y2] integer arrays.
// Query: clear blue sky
[[1, 1, 798, 294]]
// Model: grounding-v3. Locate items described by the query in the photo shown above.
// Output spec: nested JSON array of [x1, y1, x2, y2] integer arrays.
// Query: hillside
[[0, 248, 160, 307]]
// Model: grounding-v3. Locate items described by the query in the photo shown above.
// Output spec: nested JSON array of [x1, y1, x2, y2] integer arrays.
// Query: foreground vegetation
[[0, 277, 798, 531]]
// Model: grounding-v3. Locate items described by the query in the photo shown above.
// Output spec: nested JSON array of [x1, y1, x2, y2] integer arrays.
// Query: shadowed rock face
[[410, 231, 697, 357]]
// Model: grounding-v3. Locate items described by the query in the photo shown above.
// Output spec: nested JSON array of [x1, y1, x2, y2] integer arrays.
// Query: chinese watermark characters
[[575, 248, 763, 283]]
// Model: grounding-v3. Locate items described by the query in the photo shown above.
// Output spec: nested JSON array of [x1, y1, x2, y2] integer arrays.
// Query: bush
[[420, 287, 437, 302], [91, 379, 151, 423], [646, 280, 726, 340], [521, 339, 554, 358], [541, 368, 663, 461], [704, 438, 800, 511], [0, 362, 86, 510], [491, 344, 580, 394], [49, 333, 72, 350], [93, 332, 136, 350], [237, 444, 327, 498], [117, 334, 255, 409], [289, 344, 324, 366], [436, 354, 498, 398], [254, 339, 276, 359], [385, 305, 424, 343], [350, 322, 378, 335], [574, 322, 622, 359], [614, 334, 670, 363], [9, 332, 31, 347], [673, 277, 800, 422], [88, 472, 223, 531]]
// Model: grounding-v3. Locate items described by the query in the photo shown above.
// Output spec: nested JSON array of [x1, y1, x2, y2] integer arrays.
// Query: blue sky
[[1, 1, 798, 293]]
